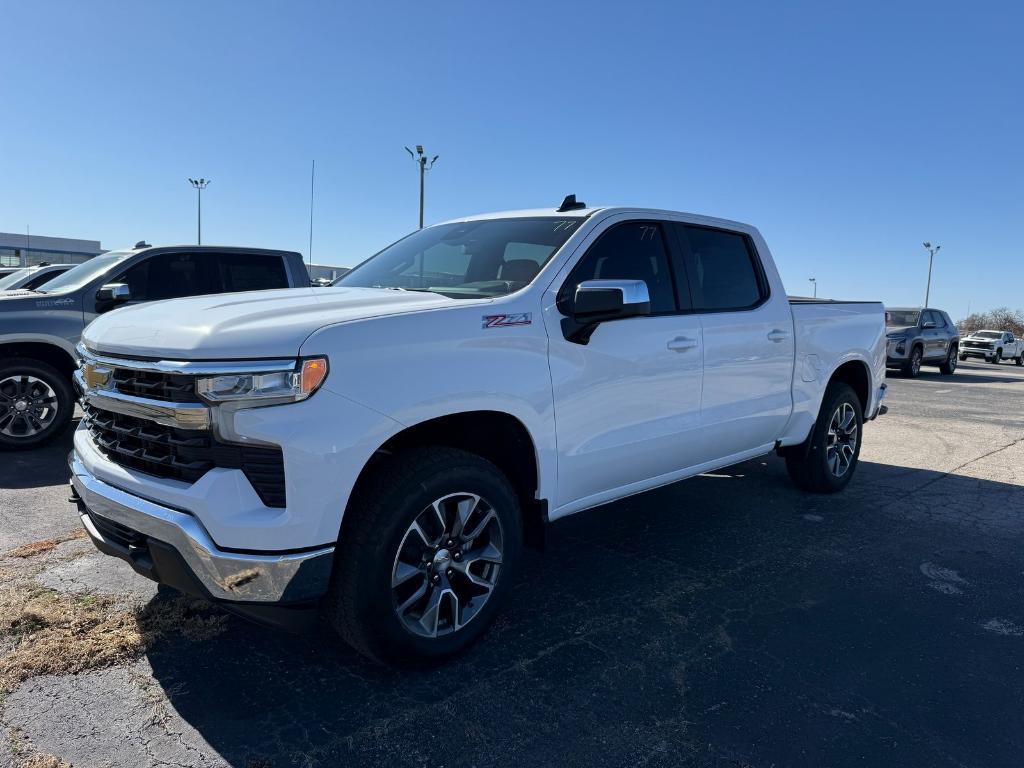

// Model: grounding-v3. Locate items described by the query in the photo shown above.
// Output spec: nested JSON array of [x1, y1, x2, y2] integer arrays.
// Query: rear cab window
[[673, 224, 768, 312]]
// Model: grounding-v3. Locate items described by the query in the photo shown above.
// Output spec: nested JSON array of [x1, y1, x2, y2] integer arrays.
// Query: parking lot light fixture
[[404, 146, 439, 229], [809, 277, 817, 298], [923, 242, 941, 308], [188, 178, 211, 244]]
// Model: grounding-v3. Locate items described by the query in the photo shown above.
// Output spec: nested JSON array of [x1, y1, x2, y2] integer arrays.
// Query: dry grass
[[5, 531, 86, 560], [20, 753, 72, 768], [0, 583, 227, 696]]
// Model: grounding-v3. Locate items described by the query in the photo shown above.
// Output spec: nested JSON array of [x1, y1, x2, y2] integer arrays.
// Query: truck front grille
[[110, 368, 201, 403], [83, 403, 286, 508]]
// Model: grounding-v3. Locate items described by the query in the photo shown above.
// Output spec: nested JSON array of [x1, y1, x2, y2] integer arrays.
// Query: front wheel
[[0, 358, 74, 451], [325, 447, 523, 665], [992, 349, 1002, 364], [958, 354, 967, 361], [1016, 354, 1023, 367], [902, 346, 923, 377], [785, 382, 863, 493]]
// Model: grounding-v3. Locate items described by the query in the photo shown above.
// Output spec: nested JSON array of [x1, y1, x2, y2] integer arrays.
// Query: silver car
[[885, 307, 960, 377]]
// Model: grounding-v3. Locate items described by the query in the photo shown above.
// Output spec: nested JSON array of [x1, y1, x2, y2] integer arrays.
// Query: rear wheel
[[901, 346, 923, 377], [325, 447, 523, 665], [0, 358, 74, 451], [939, 345, 958, 375], [785, 382, 863, 493]]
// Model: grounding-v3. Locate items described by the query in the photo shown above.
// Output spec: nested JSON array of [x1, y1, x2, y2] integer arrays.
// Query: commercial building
[[0, 232, 103, 268]]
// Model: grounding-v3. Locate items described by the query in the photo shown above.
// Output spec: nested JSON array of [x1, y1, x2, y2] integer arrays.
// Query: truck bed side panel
[[777, 301, 886, 447]]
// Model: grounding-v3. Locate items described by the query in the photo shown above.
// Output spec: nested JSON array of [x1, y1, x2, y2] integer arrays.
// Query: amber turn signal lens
[[301, 358, 328, 394]]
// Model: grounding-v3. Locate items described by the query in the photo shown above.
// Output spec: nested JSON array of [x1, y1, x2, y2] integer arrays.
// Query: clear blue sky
[[2, 0, 1021, 320]]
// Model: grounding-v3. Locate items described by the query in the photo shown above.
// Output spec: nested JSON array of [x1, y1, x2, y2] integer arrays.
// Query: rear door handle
[[667, 336, 699, 352], [767, 329, 791, 343]]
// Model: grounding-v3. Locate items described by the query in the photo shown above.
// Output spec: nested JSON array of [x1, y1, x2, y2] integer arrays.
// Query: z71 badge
[[482, 313, 532, 329]]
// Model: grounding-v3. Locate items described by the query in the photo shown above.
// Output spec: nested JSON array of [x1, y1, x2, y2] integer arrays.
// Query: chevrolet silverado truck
[[0, 244, 308, 450], [70, 200, 887, 664], [959, 330, 1024, 365]]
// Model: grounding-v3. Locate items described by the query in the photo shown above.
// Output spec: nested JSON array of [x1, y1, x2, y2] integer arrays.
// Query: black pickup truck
[[0, 244, 309, 450]]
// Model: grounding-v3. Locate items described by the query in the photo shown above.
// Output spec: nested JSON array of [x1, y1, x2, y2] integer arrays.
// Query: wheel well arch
[[346, 410, 546, 548], [828, 360, 871, 414], [0, 341, 77, 377]]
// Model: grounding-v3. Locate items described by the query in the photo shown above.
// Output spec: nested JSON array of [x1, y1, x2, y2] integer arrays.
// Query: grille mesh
[[83, 403, 286, 507]]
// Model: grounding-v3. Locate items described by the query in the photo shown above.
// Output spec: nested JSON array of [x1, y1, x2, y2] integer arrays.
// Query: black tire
[[939, 345, 958, 375], [901, 346, 923, 378], [785, 382, 863, 494], [0, 358, 75, 451], [992, 349, 1002, 364], [1016, 355, 1023, 367], [325, 446, 523, 666], [958, 354, 967, 361]]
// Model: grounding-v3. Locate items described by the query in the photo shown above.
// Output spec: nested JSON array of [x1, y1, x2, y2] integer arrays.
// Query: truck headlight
[[196, 358, 328, 405]]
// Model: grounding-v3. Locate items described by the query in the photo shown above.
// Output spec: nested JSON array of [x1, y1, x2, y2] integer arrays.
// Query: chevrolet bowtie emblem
[[82, 363, 112, 390]]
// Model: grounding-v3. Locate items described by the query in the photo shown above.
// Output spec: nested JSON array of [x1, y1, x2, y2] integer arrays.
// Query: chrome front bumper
[[69, 453, 334, 605]]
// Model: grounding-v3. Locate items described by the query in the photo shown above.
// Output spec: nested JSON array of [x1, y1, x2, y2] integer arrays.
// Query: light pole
[[188, 178, 210, 244], [404, 145, 439, 229], [923, 241, 941, 307], [808, 277, 817, 298]]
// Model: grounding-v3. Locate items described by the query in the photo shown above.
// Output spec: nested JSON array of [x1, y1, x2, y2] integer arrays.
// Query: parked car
[[958, 330, 1024, 365], [0, 263, 75, 293], [71, 200, 887, 664], [885, 307, 959, 377], [0, 244, 309, 450]]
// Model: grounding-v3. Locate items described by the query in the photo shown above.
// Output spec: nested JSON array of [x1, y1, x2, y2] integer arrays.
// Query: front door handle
[[767, 329, 791, 343], [667, 336, 699, 352]]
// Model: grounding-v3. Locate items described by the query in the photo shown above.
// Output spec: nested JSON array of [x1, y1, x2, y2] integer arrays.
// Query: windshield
[[37, 250, 135, 294], [337, 217, 585, 299], [0, 269, 31, 290], [886, 310, 920, 327], [974, 331, 1002, 339]]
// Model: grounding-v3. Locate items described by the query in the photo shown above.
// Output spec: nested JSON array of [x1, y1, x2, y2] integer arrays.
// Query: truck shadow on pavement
[[142, 456, 1024, 768], [0, 420, 77, 489]]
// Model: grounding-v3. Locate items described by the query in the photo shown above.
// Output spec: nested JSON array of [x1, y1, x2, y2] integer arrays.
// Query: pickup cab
[[70, 201, 886, 664], [959, 330, 1024, 365], [0, 245, 308, 450]]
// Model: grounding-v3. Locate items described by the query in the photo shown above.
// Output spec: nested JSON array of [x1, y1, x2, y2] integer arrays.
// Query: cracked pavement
[[2, 361, 1024, 767]]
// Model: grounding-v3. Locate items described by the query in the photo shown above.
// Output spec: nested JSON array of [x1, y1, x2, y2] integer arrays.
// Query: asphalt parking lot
[[2, 360, 1024, 768]]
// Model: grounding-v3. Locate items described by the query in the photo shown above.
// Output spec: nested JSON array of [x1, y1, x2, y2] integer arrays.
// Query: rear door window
[[675, 225, 766, 312], [211, 252, 289, 293]]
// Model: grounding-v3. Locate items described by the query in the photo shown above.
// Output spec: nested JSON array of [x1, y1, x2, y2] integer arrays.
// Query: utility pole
[[923, 241, 941, 308], [808, 277, 817, 298], [188, 178, 210, 244], [24, 226, 30, 268], [404, 145, 439, 229]]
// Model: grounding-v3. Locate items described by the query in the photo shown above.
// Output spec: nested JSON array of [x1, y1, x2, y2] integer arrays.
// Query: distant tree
[[956, 307, 1024, 336]]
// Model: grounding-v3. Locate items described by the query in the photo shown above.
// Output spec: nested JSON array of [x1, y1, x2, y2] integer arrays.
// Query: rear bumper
[[69, 452, 334, 629]]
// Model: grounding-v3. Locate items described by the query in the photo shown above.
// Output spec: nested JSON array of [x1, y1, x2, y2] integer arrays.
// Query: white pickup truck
[[70, 199, 886, 664], [958, 330, 1024, 365]]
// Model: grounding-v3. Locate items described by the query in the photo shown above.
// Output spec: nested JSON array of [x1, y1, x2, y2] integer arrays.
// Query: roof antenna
[[557, 194, 587, 212]]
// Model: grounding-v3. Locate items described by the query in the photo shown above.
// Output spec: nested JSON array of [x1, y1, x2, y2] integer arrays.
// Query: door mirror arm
[[559, 279, 651, 345]]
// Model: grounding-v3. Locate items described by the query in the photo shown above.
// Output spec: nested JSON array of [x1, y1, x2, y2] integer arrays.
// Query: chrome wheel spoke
[[392, 491, 504, 639]]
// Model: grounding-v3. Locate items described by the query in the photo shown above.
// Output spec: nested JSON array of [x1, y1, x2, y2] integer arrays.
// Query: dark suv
[[885, 307, 960, 377]]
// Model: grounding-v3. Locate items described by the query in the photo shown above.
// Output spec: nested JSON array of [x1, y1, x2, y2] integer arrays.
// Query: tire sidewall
[[808, 384, 863, 492], [0, 358, 74, 451], [345, 456, 522, 664]]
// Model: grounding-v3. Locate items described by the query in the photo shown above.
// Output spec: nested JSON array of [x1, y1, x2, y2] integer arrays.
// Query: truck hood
[[886, 326, 915, 337], [82, 287, 471, 359]]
